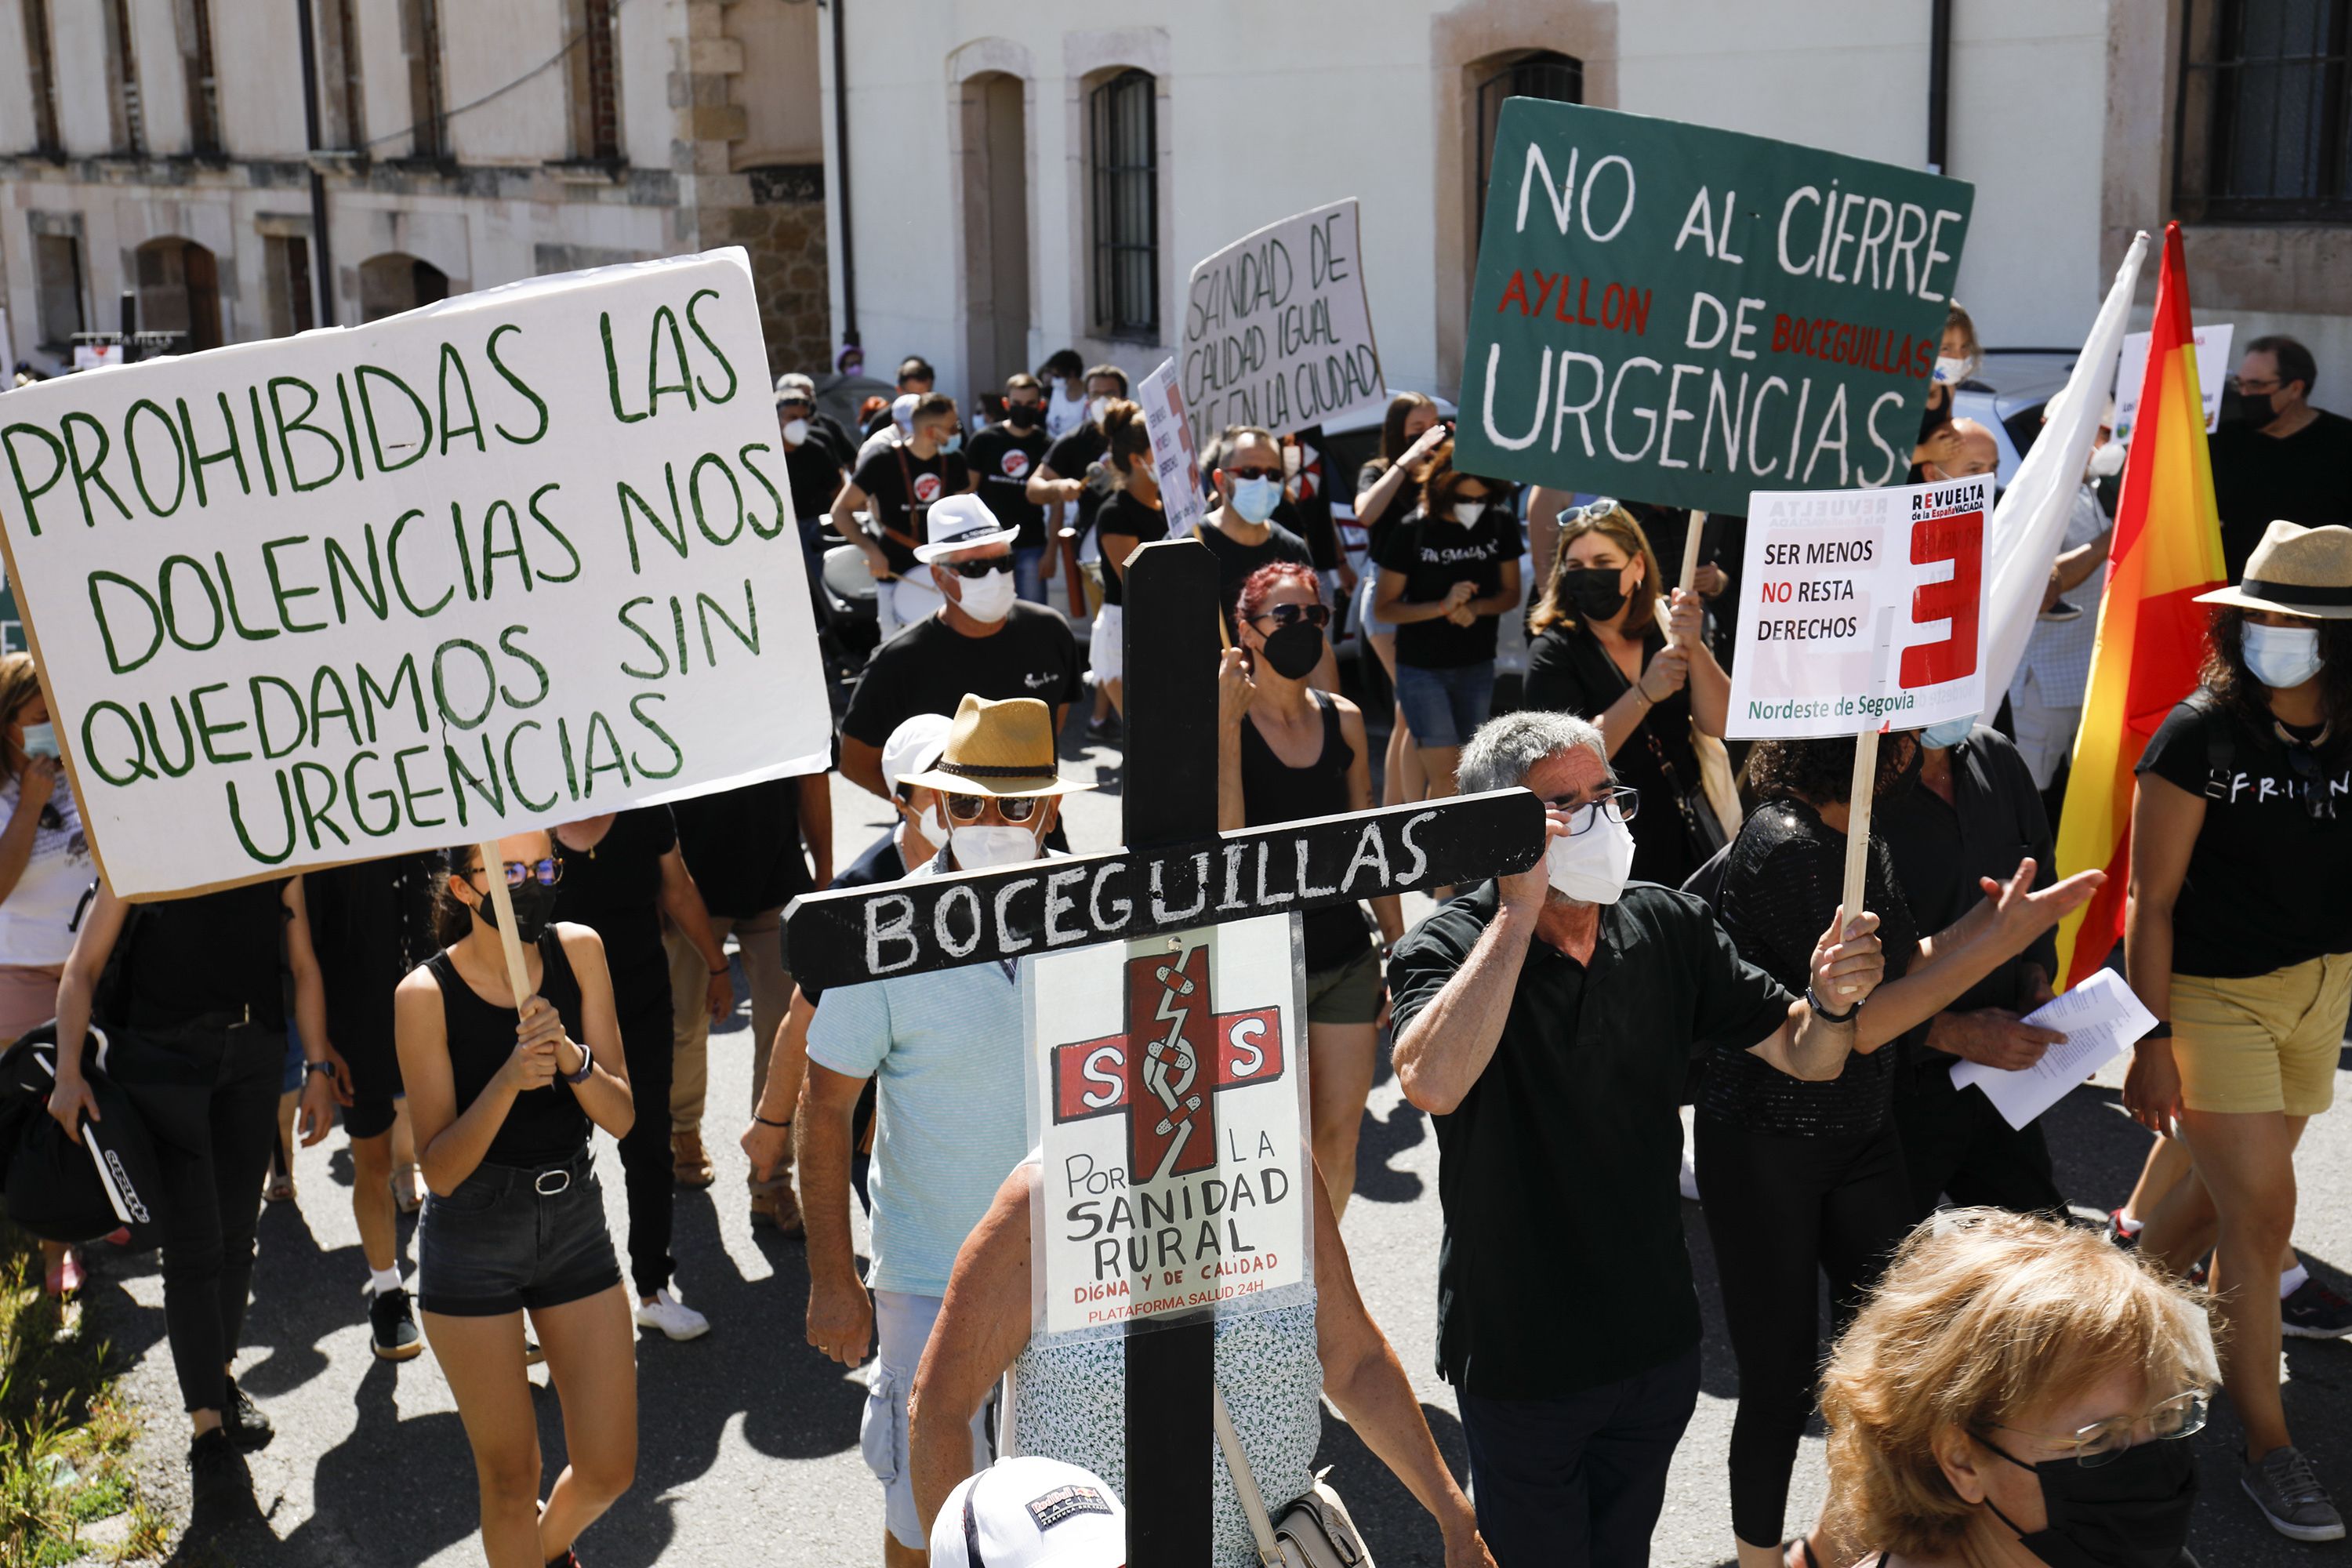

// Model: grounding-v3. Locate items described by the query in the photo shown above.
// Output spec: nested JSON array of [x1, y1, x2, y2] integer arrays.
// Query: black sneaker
[[1086, 715, 1123, 744], [2283, 1277, 2352, 1341], [188, 1426, 249, 1499], [370, 1285, 425, 1361], [222, 1374, 274, 1452]]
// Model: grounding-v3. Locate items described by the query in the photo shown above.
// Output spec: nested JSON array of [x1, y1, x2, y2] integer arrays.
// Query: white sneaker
[[633, 1289, 710, 1341]]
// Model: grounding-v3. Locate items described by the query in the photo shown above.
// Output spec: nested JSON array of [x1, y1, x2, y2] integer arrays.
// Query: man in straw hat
[[2122, 518, 2352, 1541], [798, 694, 1091, 1568]]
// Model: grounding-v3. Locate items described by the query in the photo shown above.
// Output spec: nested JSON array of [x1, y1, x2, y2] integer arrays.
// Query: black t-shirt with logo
[[785, 441, 847, 549], [853, 445, 972, 575], [1094, 489, 1171, 608], [967, 422, 1052, 550], [2209, 410, 2352, 581], [1374, 507, 1522, 669], [840, 601, 1085, 748], [2137, 692, 2352, 978]]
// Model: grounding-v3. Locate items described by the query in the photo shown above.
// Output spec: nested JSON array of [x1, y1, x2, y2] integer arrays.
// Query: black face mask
[[1980, 1433, 2198, 1568], [1005, 404, 1041, 429], [1562, 568, 1629, 622], [476, 878, 560, 946], [1258, 621, 1326, 681], [2236, 390, 2277, 426]]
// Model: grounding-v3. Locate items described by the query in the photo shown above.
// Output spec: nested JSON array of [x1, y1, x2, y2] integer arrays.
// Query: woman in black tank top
[[395, 830, 637, 1568], [1218, 562, 1403, 1221]]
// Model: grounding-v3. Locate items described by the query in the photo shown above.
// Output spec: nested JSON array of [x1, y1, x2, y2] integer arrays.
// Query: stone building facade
[[0, 0, 831, 380]]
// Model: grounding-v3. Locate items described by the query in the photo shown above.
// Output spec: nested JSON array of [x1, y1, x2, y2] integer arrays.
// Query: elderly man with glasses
[[797, 694, 1089, 1568]]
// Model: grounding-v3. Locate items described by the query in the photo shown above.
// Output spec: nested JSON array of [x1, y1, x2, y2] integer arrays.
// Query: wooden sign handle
[[1653, 511, 1709, 650], [477, 840, 535, 1014], [1838, 728, 1879, 986]]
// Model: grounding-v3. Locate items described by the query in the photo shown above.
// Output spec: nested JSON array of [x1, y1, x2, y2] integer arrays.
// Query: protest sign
[[0, 248, 830, 900], [1726, 473, 1991, 739], [1024, 914, 1311, 1338], [1137, 358, 1208, 539], [1457, 103, 1973, 514], [2115, 321, 2230, 438], [1179, 200, 1384, 449]]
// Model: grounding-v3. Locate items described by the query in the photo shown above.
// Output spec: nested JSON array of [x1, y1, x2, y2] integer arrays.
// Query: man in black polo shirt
[[1877, 719, 2068, 1218], [1389, 710, 2095, 1566], [966, 373, 1053, 604], [833, 391, 973, 637]]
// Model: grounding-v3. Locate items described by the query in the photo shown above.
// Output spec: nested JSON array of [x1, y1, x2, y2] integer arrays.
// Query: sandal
[[390, 1163, 426, 1215], [264, 1166, 296, 1203]]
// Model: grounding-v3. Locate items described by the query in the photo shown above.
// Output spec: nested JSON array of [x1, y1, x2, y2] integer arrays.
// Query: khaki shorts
[[2172, 953, 2352, 1116]]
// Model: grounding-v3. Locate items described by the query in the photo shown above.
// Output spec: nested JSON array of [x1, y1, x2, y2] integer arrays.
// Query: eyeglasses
[[946, 792, 1043, 823], [1250, 603, 1330, 631], [2230, 376, 2281, 395], [944, 555, 1016, 579], [1538, 786, 1640, 834], [1981, 1390, 2209, 1469], [473, 857, 563, 889], [1225, 465, 1283, 482]]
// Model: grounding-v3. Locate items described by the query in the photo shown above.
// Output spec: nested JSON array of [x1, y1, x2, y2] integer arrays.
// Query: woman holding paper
[[1353, 393, 1450, 805], [1701, 732, 2103, 1568], [2122, 521, 2352, 1544], [1522, 501, 1731, 891], [397, 833, 638, 1568]]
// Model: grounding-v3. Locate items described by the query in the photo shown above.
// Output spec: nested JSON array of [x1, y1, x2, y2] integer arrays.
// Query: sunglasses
[[946, 792, 1043, 822], [944, 556, 1017, 579], [778, 399, 812, 413], [472, 857, 563, 888], [1250, 602, 1331, 631], [1225, 465, 1283, 482], [1562, 496, 1621, 524]]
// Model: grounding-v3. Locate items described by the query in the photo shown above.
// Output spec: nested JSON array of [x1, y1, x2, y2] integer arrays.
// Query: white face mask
[[18, 722, 57, 759], [1087, 395, 1112, 426], [2243, 622, 2325, 691], [949, 565, 1018, 623], [949, 822, 1042, 870], [1453, 500, 1487, 528], [1933, 354, 1975, 387], [782, 417, 810, 447], [2087, 439, 2126, 479], [1546, 811, 1636, 906]]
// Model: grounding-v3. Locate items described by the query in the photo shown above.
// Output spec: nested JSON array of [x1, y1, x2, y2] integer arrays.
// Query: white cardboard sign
[[1727, 474, 1991, 739], [1179, 199, 1384, 448], [2114, 321, 2230, 438], [1136, 357, 1207, 539], [1024, 915, 1312, 1338], [0, 248, 831, 899]]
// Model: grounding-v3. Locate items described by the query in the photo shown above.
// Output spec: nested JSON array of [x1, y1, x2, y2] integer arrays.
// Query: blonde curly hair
[[1818, 1209, 2216, 1558]]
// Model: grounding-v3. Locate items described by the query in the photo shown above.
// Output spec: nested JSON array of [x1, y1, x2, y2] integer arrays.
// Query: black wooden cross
[[785, 539, 1541, 1564]]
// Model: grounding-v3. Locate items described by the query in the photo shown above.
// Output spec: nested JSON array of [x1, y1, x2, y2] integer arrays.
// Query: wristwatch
[[303, 1058, 339, 1081], [561, 1041, 595, 1086]]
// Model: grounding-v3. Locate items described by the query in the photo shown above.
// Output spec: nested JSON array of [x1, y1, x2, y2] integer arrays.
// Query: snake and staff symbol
[[1126, 940, 1216, 1181]]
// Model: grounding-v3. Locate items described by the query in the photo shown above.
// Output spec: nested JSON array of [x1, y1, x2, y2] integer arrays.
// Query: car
[[1951, 348, 2082, 486]]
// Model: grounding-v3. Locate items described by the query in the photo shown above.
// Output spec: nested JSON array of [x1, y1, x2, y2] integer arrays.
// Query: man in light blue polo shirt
[[798, 694, 1089, 1568]]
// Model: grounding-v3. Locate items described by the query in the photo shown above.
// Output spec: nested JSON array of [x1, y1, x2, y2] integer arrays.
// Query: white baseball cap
[[930, 1457, 1124, 1568], [892, 392, 921, 436], [913, 492, 1021, 563], [880, 711, 954, 797]]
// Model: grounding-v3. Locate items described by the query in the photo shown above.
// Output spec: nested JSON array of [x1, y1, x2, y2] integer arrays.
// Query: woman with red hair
[[1217, 564, 1401, 1215]]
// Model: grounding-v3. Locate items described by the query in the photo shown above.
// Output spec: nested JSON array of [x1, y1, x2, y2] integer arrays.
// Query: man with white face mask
[[1386, 710, 2092, 1566], [837, 493, 1083, 801], [799, 695, 1088, 1568]]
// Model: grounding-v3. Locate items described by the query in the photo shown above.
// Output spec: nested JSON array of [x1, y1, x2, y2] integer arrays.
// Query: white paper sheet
[[1949, 969, 2158, 1131]]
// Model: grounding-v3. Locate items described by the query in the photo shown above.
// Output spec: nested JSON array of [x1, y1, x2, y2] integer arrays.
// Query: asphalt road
[[87, 726, 2352, 1568]]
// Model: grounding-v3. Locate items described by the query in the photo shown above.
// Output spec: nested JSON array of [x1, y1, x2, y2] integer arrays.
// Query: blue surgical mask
[[939, 432, 964, 456], [17, 722, 57, 759], [2244, 622, 2325, 691], [1918, 715, 1976, 750], [1231, 476, 1281, 524]]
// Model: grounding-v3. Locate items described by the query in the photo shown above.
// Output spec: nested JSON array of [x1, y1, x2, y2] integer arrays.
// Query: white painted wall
[[622, 0, 682, 173], [128, 0, 191, 157], [353, 0, 417, 154], [444, 0, 571, 164], [822, 0, 2113, 410], [211, 2, 307, 158], [51, 12, 116, 156], [0, 10, 37, 152]]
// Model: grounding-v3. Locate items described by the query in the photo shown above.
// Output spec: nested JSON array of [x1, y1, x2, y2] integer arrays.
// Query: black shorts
[[337, 1028, 403, 1141], [415, 1147, 622, 1317]]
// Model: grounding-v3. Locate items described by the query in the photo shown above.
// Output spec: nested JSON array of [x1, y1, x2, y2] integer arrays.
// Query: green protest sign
[[0, 249, 832, 900], [1457, 103, 1974, 514]]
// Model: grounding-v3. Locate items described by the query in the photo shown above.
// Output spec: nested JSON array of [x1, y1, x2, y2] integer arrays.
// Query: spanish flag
[[2052, 223, 2228, 987]]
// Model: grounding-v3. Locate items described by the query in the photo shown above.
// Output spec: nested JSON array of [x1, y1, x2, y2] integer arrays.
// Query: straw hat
[[2195, 521, 2352, 620], [895, 695, 1093, 797]]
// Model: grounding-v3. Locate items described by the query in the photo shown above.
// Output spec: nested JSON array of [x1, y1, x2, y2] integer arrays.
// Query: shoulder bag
[[1213, 1383, 1375, 1568]]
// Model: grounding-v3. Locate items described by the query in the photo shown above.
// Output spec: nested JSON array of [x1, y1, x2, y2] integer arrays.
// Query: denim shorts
[[415, 1146, 622, 1317], [1394, 660, 1497, 748]]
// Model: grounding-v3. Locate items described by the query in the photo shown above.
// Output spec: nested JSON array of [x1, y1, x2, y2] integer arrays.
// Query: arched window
[[1088, 67, 1157, 340], [133, 238, 223, 351], [360, 253, 450, 321], [1472, 50, 1584, 235]]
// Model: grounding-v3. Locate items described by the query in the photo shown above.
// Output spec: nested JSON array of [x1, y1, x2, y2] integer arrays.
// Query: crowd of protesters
[[9, 314, 2352, 1568]]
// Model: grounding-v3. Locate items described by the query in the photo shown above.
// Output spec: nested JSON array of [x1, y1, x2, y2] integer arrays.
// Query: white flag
[[1980, 232, 2150, 710]]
